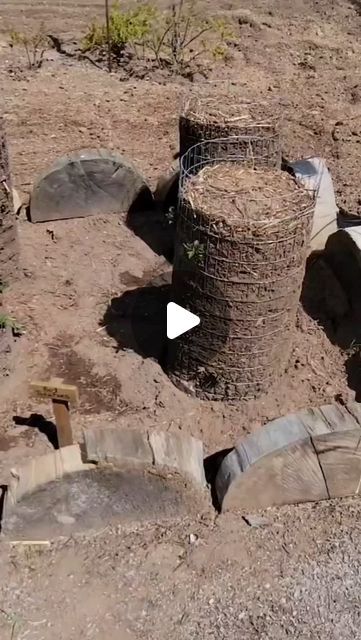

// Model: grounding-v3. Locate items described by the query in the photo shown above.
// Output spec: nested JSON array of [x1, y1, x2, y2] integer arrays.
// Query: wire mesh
[[168, 141, 315, 401], [179, 90, 282, 168], [0, 116, 11, 185]]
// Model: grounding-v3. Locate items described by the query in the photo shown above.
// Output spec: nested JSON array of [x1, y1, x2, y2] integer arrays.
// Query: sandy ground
[[1, 498, 361, 640], [0, 0, 360, 470], [0, 1, 361, 637]]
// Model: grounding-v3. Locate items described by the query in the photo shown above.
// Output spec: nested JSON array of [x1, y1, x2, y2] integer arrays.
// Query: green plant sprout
[[0, 314, 24, 335], [183, 240, 205, 264]]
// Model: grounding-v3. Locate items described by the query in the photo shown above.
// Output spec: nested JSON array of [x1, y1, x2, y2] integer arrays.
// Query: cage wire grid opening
[[179, 90, 282, 168], [168, 139, 315, 401]]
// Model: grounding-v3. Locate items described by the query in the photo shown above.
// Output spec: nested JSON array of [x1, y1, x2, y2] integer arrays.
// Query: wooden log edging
[[215, 403, 361, 512]]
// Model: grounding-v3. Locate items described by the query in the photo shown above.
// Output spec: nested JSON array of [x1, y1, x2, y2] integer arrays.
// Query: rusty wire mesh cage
[[168, 139, 315, 401], [0, 115, 19, 283], [179, 89, 282, 168]]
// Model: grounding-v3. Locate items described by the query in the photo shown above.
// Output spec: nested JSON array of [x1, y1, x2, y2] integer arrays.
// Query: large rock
[[289, 157, 338, 252], [30, 149, 152, 222]]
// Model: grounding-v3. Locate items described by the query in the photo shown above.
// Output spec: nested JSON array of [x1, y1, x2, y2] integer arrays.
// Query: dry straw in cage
[[169, 163, 314, 401], [179, 91, 282, 168]]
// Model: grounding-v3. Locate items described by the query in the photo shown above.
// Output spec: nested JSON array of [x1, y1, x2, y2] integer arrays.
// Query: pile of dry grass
[[183, 163, 312, 232]]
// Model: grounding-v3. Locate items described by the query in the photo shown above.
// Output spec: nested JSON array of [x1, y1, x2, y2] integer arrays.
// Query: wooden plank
[[30, 381, 79, 403], [52, 400, 73, 448], [313, 429, 361, 498]]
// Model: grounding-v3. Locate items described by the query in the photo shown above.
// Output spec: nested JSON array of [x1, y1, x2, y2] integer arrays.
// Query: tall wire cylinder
[[0, 115, 19, 284], [168, 139, 315, 401]]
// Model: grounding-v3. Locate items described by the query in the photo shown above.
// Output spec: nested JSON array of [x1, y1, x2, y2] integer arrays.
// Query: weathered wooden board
[[30, 381, 79, 403]]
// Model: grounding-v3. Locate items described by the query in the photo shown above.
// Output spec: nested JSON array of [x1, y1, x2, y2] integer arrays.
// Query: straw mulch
[[183, 163, 312, 231]]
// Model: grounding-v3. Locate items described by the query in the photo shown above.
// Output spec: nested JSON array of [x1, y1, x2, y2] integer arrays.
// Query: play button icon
[[167, 302, 200, 339]]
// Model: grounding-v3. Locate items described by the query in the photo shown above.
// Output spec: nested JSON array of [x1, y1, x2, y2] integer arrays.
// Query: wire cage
[[179, 89, 282, 168], [168, 139, 315, 401], [0, 115, 19, 283], [0, 116, 11, 185]]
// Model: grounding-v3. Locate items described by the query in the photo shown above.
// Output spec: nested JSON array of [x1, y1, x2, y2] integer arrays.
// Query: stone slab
[[313, 429, 361, 498], [218, 438, 328, 512], [289, 157, 338, 252], [216, 402, 361, 511], [7, 444, 91, 505], [83, 428, 153, 467], [149, 431, 206, 486], [30, 149, 152, 222], [4, 467, 206, 541], [83, 427, 206, 487]]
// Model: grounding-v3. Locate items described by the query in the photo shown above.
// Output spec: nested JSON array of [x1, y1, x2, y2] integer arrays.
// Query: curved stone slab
[[83, 427, 206, 487], [216, 402, 361, 511], [30, 149, 152, 222], [2, 429, 208, 540], [3, 467, 206, 541]]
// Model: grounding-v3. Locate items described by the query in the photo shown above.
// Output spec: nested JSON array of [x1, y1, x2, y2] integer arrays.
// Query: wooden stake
[[52, 399, 73, 447], [105, 0, 112, 73], [30, 378, 79, 449]]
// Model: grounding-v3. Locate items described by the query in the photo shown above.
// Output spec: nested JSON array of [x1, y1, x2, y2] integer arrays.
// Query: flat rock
[[149, 430, 206, 487], [3, 467, 204, 541], [83, 428, 153, 467], [289, 157, 338, 252], [30, 149, 152, 222], [83, 427, 206, 487]]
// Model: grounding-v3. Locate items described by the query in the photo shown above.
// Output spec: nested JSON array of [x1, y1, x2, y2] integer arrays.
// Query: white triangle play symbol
[[167, 302, 200, 339]]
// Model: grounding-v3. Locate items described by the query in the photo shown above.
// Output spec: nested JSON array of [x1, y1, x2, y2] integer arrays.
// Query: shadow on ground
[[0, 485, 7, 533], [102, 275, 171, 365], [301, 251, 361, 401], [13, 414, 59, 449], [204, 448, 233, 512], [126, 203, 175, 262]]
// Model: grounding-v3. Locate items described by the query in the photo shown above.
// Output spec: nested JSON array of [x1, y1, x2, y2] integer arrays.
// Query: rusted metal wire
[[168, 140, 315, 401], [179, 91, 282, 167]]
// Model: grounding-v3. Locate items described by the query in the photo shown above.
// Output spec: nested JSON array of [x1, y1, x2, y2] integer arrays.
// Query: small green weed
[[0, 314, 24, 335], [82, 3, 157, 58], [83, 1, 233, 76], [183, 240, 205, 264]]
